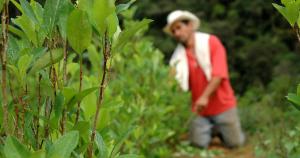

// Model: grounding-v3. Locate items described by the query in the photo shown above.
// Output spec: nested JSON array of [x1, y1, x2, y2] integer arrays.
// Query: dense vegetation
[[1, 0, 300, 158]]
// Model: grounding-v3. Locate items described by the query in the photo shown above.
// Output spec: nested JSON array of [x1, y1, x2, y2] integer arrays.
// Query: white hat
[[163, 10, 200, 35]]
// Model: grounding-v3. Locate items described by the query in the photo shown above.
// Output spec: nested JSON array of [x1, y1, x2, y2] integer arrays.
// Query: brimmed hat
[[163, 10, 200, 35]]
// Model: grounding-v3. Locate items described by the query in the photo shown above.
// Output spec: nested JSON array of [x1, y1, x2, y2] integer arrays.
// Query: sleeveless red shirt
[[186, 35, 236, 116]]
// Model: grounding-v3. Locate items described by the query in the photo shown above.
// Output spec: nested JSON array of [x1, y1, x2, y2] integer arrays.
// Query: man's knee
[[223, 131, 245, 148], [189, 117, 212, 148]]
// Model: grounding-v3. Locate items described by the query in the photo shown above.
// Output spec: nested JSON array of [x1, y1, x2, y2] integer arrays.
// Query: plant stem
[[63, 41, 68, 84], [75, 55, 83, 124], [44, 97, 50, 139], [1, 0, 9, 135], [87, 31, 111, 158], [294, 26, 300, 44], [60, 41, 68, 135], [35, 74, 42, 149]]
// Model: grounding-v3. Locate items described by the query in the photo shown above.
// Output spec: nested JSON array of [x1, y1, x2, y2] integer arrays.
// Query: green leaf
[[92, 0, 116, 35], [72, 121, 90, 141], [50, 92, 64, 129], [281, 0, 294, 6], [31, 1, 44, 24], [67, 9, 92, 54], [20, 0, 39, 24], [7, 64, 22, 84], [30, 150, 46, 158], [96, 132, 108, 158], [107, 13, 119, 38], [4, 136, 31, 158], [43, 0, 65, 37], [273, 3, 300, 26], [110, 126, 135, 158], [18, 54, 33, 78], [10, 0, 23, 13], [297, 84, 300, 96], [116, 155, 142, 158], [112, 19, 152, 53], [12, 15, 38, 46], [8, 25, 27, 39], [57, 0, 74, 39], [67, 87, 98, 110], [29, 48, 64, 74], [287, 93, 300, 110], [87, 44, 101, 73], [62, 87, 77, 105], [0, 0, 4, 12], [47, 131, 79, 158], [116, 0, 136, 14]]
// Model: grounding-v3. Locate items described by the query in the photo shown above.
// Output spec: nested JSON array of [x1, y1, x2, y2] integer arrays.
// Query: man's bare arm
[[195, 77, 222, 112]]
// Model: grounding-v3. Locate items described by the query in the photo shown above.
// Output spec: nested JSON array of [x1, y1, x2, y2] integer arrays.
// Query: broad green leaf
[[30, 150, 46, 158], [96, 108, 110, 130], [43, 0, 65, 37], [8, 25, 27, 39], [7, 35, 21, 63], [82, 88, 97, 118], [31, 1, 44, 24], [4, 136, 31, 158], [112, 19, 152, 53], [7, 64, 22, 84], [116, 155, 142, 158], [87, 44, 101, 74], [0, 0, 4, 12], [29, 48, 64, 74], [92, 0, 116, 35], [287, 93, 300, 110], [57, 0, 74, 39], [20, 0, 39, 24], [116, 0, 136, 14], [10, 0, 23, 13], [107, 13, 119, 37], [62, 87, 77, 105], [67, 9, 92, 54], [110, 126, 135, 158], [67, 87, 98, 110], [281, 0, 294, 6], [96, 132, 108, 158], [273, 3, 300, 26], [72, 121, 90, 141], [50, 92, 64, 129], [12, 15, 38, 46], [47, 131, 79, 158], [77, 0, 94, 24], [297, 84, 300, 96], [18, 54, 33, 78]]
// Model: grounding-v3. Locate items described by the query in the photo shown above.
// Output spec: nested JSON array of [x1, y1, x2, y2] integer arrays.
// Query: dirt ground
[[175, 136, 255, 158]]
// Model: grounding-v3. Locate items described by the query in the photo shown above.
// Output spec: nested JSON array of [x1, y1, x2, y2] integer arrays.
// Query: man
[[164, 10, 245, 148]]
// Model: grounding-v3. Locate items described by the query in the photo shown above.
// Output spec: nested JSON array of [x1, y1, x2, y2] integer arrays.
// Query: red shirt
[[186, 35, 236, 116]]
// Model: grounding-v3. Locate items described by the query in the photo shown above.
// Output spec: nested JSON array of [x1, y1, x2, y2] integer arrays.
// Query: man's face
[[170, 20, 194, 44]]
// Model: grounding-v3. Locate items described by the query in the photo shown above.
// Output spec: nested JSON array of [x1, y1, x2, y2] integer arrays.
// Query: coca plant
[[0, 0, 151, 157], [273, 0, 300, 110]]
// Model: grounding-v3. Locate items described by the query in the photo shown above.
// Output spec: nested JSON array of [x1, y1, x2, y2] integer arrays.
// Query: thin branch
[[75, 55, 83, 124], [60, 40, 68, 135], [1, 0, 10, 135], [35, 74, 42, 149], [87, 31, 111, 158]]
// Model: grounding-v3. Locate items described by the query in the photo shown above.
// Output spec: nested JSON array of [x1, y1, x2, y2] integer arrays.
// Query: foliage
[[0, 0, 155, 157], [135, 0, 297, 94]]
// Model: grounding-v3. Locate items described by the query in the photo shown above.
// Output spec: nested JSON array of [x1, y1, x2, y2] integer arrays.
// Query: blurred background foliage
[[134, 0, 300, 94], [4, 0, 300, 157]]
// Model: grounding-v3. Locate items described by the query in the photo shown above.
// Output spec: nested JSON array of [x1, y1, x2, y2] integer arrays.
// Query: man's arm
[[195, 77, 222, 112]]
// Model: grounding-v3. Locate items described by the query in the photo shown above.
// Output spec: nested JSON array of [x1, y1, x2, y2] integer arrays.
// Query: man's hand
[[195, 96, 209, 112]]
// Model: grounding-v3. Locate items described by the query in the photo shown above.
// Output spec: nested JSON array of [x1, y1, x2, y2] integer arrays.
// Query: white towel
[[169, 32, 211, 91]]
